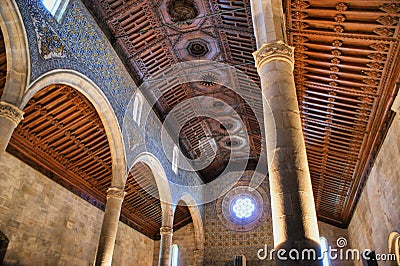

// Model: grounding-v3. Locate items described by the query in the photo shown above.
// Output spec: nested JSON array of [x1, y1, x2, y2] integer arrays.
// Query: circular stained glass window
[[231, 196, 256, 219]]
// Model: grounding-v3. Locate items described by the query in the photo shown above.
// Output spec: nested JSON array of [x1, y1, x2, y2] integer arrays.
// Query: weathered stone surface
[[0, 152, 154, 265], [348, 116, 400, 265]]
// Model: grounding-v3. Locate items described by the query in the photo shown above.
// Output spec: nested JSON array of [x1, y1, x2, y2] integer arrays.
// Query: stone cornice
[[253, 40, 294, 70], [106, 187, 126, 200], [0, 101, 24, 126]]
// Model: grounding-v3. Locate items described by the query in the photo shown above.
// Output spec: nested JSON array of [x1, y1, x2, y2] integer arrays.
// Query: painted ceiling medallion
[[167, 0, 199, 23]]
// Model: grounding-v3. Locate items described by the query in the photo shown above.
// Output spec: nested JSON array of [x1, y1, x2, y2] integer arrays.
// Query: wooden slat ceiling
[[82, 0, 400, 227], [285, 0, 400, 226], [6, 84, 191, 239]]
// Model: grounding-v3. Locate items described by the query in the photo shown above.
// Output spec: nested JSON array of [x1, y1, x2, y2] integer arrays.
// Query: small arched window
[[171, 244, 179, 266], [132, 93, 143, 125], [320, 237, 330, 266], [42, 0, 70, 22], [172, 146, 179, 175]]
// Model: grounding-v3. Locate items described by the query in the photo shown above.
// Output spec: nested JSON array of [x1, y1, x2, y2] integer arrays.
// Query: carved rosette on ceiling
[[253, 41, 294, 70], [0, 101, 24, 126], [167, 0, 199, 24]]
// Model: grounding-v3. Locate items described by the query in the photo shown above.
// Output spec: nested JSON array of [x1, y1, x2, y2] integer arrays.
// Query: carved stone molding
[[106, 187, 126, 200], [160, 226, 173, 235], [253, 41, 294, 70], [0, 101, 24, 126]]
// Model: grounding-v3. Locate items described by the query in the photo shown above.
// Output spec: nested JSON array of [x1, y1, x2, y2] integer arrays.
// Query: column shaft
[[158, 226, 173, 266], [254, 41, 321, 265], [95, 187, 125, 266]]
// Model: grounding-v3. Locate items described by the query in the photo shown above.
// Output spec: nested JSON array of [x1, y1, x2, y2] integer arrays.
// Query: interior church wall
[[0, 152, 154, 265], [348, 112, 400, 264]]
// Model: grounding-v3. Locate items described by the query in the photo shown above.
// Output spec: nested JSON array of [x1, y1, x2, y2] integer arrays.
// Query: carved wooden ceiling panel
[[83, 0, 400, 227], [7, 84, 191, 239], [84, 0, 263, 182], [285, 0, 400, 226]]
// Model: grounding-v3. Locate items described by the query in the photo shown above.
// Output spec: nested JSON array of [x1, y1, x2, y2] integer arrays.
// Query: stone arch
[[0, 0, 30, 105], [21, 69, 126, 188], [175, 193, 205, 266]]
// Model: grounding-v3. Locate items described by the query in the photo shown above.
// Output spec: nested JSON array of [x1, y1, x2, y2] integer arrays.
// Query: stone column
[[158, 226, 173, 266], [0, 101, 24, 153], [253, 41, 321, 264], [95, 187, 126, 266]]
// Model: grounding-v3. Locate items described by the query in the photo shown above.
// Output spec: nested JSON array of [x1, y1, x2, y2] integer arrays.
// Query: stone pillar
[[0, 101, 24, 152], [253, 41, 321, 264], [158, 226, 173, 266], [95, 187, 126, 266]]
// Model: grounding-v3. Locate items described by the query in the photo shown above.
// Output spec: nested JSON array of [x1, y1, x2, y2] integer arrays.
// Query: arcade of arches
[[0, 0, 399, 265]]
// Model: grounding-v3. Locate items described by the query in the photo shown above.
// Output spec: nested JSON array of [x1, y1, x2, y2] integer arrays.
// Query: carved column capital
[[253, 40, 294, 70], [106, 187, 126, 200], [0, 101, 24, 126], [160, 226, 173, 236]]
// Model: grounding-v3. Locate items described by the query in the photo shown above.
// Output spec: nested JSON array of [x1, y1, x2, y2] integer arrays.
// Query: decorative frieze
[[106, 187, 126, 200], [370, 43, 389, 52], [374, 27, 393, 37], [291, 0, 310, 10], [377, 16, 398, 26], [0, 101, 24, 126], [380, 3, 400, 14], [253, 41, 294, 70]]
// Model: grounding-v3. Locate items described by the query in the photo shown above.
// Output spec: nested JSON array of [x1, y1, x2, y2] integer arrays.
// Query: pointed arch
[[0, 0, 30, 105], [21, 69, 126, 188], [176, 193, 205, 266]]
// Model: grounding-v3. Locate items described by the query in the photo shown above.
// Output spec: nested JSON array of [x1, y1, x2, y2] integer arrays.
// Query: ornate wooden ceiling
[[5, 84, 191, 239], [82, 0, 400, 227], [285, 0, 400, 227], [84, 0, 263, 182]]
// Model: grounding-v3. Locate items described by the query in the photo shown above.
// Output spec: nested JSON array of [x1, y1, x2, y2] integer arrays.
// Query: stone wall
[[348, 114, 400, 265], [0, 152, 154, 265], [172, 222, 196, 266]]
